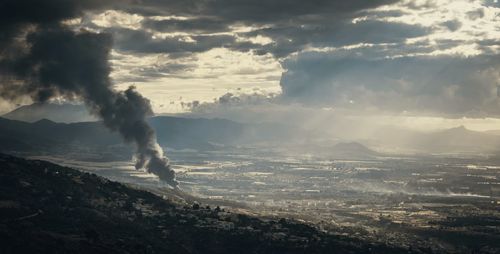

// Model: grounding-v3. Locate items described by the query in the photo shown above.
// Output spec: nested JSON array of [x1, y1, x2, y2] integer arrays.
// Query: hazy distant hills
[[371, 125, 500, 155], [0, 114, 383, 161], [421, 126, 498, 153], [2, 114, 500, 158], [2, 103, 500, 157], [0, 114, 306, 161], [0, 116, 242, 156], [484, 130, 500, 136], [3, 103, 97, 123]]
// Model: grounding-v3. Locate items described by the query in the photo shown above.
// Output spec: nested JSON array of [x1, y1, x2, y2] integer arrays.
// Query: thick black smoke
[[0, 0, 177, 187]]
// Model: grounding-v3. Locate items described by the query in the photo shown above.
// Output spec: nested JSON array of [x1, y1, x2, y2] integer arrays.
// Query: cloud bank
[[1, 0, 499, 119]]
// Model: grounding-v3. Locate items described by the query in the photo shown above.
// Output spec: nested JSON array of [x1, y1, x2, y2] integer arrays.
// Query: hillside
[[0, 154, 418, 254]]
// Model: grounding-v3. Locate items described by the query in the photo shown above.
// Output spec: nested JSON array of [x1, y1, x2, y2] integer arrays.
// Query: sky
[[0, 0, 500, 130]]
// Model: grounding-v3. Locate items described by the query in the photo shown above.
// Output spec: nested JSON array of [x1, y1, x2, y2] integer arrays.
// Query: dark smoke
[[0, 1, 177, 187]]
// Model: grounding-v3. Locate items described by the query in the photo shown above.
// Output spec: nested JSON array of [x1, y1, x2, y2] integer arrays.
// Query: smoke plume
[[0, 0, 177, 187]]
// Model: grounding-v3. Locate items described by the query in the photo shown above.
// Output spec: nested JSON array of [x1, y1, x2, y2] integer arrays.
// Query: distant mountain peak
[[334, 141, 371, 150], [331, 141, 379, 158], [441, 125, 476, 134], [33, 118, 57, 126], [454, 125, 467, 130]]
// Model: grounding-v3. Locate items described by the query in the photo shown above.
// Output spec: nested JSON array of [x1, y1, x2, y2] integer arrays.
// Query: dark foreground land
[[0, 154, 435, 254]]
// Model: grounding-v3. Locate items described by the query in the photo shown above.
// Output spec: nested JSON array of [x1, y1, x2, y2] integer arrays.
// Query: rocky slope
[[0, 154, 422, 254]]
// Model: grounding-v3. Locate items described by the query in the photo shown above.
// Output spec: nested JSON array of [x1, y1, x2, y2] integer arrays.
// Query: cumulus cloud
[[185, 92, 278, 114]]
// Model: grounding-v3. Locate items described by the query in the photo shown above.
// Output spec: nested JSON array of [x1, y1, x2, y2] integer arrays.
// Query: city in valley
[[31, 145, 500, 252]]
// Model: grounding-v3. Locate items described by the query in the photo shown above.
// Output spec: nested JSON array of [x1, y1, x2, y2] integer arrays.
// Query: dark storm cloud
[[126, 0, 400, 23], [280, 51, 500, 117], [0, 0, 115, 25], [82, 0, 500, 120], [246, 20, 430, 57], [114, 17, 429, 58], [0, 0, 177, 186], [97, 0, 407, 58], [0, 0, 119, 53]]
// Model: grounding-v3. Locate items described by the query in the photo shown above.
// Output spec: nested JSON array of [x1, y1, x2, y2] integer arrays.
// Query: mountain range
[[3, 103, 500, 157]]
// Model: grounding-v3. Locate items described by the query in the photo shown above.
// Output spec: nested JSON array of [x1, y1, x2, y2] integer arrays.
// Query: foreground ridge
[[0, 154, 426, 254]]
